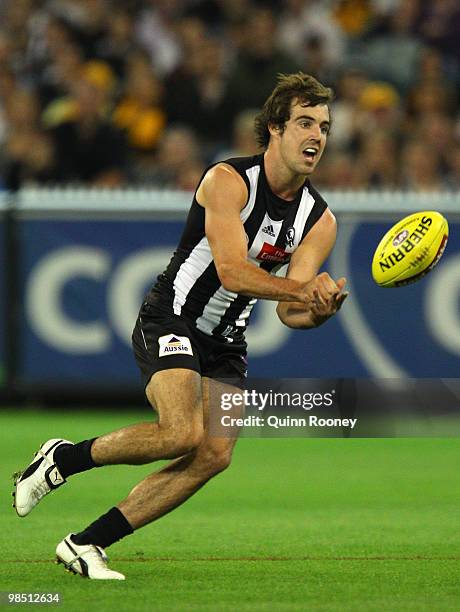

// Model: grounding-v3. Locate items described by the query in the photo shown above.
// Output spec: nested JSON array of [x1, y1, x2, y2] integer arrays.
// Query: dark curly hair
[[254, 72, 334, 149]]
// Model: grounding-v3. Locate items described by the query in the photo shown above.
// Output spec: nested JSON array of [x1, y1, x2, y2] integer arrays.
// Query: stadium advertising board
[[17, 218, 460, 387], [0, 212, 5, 389]]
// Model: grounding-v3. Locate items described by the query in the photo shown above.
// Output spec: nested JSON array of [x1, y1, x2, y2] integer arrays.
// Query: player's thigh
[[133, 302, 204, 427], [146, 368, 204, 433], [132, 305, 200, 384]]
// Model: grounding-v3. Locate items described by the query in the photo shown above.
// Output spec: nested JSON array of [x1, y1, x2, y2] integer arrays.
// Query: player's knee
[[200, 444, 233, 476], [212, 449, 232, 474], [162, 422, 204, 457], [177, 426, 204, 456]]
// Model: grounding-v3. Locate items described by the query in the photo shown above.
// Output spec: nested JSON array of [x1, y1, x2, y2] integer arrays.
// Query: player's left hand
[[310, 275, 348, 324]]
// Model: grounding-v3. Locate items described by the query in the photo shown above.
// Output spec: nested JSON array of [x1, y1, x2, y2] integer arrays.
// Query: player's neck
[[263, 150, 306, 202]]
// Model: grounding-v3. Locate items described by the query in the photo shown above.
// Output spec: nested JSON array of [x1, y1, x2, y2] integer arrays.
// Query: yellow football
[[372, 211, 449, 287]]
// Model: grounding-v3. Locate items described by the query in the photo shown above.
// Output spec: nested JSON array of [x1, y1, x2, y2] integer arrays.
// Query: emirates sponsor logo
[[256, 242, 290, 263]]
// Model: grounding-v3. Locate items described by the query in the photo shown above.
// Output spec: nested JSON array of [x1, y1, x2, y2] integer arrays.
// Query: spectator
[[400, 139, 446, 191], [333, 0, 374, 38], [405, 46, 457, 121], [418, 0, 460, 72], [45, 0, 108, 59], [1, 87, 56, 190], [28, 14, 86, 107], [131, 125, 204, 188], [356, 81, 403, 140], [277, 0, 346, 73], [164, 25, 231, 151], [360, 0, 423, 92], [355, 130, 399, 188], [2, 130, 56, 190], [328, 68, 368, 152], [224, 8, 299, 115], [446, 143, 460, 189], [218, 0, 252, 24], [213, 108, 261, 162], [113, 59, 166, 154], [45, 44, 86, 111], [313, 150, 361, 190], [1, 0, 33, 77], [95, 8, 140, 79], [413, 111, 456, 176], [0, 0, 457, 191], [406, 80, 454, 118], [49, 69, 126, 186], [134, 0, 183, 77], [42, 58, 116, 126]]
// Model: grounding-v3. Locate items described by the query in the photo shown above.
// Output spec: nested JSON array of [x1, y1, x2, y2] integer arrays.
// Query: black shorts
[[132, 301, 248, 389]]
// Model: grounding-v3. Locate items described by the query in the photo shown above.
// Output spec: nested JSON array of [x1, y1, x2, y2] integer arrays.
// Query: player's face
[[276, 101, 330, 175]]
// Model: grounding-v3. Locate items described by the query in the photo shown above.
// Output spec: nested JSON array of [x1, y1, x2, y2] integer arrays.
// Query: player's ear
[[268, 122, 283, 138]]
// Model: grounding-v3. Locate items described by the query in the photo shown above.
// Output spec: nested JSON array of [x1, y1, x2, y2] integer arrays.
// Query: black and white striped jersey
[[147, 154, 328, 343]]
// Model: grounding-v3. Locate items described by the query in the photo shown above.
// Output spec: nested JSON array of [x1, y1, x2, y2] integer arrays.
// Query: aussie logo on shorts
[[158, 334, 193, 357]]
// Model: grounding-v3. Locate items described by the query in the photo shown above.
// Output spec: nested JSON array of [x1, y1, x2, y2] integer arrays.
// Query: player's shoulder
[[220, 153, 263, 174], [207, 154, 262, 188], [197, 158, 256, 209], [201, 162, 246, 193]]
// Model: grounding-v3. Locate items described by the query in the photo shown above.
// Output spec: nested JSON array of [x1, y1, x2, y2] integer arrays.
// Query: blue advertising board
[[0, 214, 5, 388], [17, 217, 460, 387]]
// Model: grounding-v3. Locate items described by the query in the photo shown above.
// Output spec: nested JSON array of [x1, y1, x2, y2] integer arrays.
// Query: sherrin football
[[372, 211, 449, 287]]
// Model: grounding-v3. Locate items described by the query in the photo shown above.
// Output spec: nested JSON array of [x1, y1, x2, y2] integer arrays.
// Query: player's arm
[[276, 208, 348, 329], [198, 164, 320, 304]]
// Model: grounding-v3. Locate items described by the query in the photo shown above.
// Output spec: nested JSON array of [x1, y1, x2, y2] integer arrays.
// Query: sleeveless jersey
[[146, 154, 328, 343]]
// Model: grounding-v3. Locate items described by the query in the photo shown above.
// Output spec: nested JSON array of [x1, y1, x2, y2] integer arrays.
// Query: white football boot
[[56, 534, 125, 580], [13, 438, 73, 517]]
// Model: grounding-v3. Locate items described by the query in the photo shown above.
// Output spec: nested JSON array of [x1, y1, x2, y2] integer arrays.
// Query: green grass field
[[1, 408, 459, 611]]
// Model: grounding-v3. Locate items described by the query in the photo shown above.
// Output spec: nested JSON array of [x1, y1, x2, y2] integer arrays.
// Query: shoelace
[[31, 451, 53, 501], [70, 545, 109, 571], [32, 479, 52, 501]]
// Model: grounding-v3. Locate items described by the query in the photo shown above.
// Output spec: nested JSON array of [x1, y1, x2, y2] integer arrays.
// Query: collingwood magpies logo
[[286, 227, 295, 248]]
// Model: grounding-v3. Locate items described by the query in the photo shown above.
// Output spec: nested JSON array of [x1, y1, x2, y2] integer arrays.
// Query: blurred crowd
[[0, 0, 459, 191]]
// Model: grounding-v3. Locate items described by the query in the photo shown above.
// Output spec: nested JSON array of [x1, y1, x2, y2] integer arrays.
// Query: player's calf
[[90, 419, 205, 465]]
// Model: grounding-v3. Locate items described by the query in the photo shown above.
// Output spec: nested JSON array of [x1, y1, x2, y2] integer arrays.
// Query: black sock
[[54, 439, 99, 479], [71, 507, 134, 548]]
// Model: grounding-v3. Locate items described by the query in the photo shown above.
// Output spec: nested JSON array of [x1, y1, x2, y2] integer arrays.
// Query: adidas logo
[[262, 224, 275, 237]]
